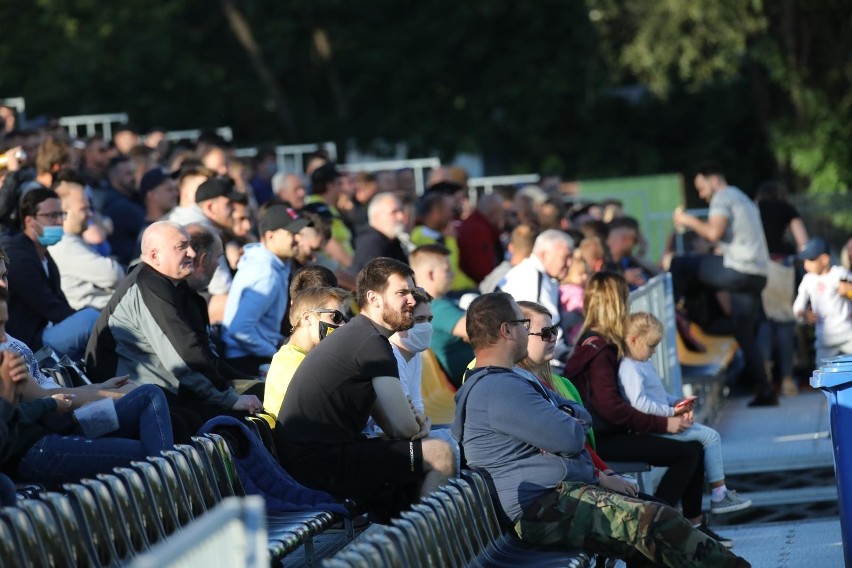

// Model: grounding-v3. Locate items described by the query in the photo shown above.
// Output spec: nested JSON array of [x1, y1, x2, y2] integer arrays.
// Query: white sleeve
[[792, 274, 812, 317], [618, 359, 674, 417]]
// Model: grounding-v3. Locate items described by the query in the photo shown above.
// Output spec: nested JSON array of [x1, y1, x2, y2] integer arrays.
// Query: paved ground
[[709, 389, 846, 567]]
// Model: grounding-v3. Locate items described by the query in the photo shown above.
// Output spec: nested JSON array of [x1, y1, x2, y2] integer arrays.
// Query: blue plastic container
[[812, 356, 852, 567]]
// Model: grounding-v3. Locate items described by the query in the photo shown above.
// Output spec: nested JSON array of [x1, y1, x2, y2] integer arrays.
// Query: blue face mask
[[37, 225, 64, 247]]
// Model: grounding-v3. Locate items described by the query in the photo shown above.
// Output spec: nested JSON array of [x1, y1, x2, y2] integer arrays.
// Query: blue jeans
[[16, 384, 174, 483], [41, 307, 100, 360], [670, 254, 772, 397], [757, 320, 794, 379], [655, 422, 724, 484]]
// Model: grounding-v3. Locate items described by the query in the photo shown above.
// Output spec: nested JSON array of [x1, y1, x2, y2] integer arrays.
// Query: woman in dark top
[[564, 272, 731, 545]]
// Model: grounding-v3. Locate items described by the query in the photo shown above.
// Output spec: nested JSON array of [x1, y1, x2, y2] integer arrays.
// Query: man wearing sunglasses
[[278, 257, 455, 521], [222, 204, 311, 375], [453, 293, 749, 567]]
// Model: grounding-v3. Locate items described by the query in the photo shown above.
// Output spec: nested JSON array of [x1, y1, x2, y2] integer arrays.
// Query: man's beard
[[382, 303, 414, 332]]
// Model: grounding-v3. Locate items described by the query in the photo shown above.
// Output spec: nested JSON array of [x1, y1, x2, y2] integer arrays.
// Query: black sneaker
[[697, 522, 733, 548]]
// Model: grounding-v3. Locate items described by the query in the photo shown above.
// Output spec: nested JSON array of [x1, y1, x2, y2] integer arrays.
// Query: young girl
[[564, 271, 732, 547], [620, 312, 752, 514], [558, 248, 588, 346]]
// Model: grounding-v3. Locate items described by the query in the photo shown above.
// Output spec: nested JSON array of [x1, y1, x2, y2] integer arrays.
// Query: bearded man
[[276, 257, 455, 520]]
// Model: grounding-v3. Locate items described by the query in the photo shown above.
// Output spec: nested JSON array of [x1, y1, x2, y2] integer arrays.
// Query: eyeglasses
[[504, 319, 531, 331], [36, 211, 67, 221], [529, 324, 560, 342], [414, 315, 434, 324], [313, 309, 349, 325]]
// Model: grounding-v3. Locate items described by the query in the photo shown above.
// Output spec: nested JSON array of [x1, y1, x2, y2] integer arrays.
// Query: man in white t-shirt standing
[[672, 162, 776, 407]]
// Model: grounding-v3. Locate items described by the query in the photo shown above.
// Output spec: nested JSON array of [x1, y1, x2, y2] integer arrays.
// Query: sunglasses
[[504, 319, 531, 331], [529, 324, 560, 342], [312, 309, 349, 325]]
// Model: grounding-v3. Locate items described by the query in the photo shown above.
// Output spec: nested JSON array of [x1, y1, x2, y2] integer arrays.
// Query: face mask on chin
[[398, 322, 433, 353], [37, 225, 64, 247]]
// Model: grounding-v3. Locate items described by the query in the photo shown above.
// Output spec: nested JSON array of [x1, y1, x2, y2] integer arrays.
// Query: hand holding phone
[[673, 395, 697, 415]]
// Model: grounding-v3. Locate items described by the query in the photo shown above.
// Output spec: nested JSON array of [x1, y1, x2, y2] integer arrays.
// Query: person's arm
[[225, 274, 279, 357], [433, 299, 469, 341], [7, 253, 75, 324], [617, 360, 674, 417], [488, 379, 588, 456], [585, 348, 667, 433], [677, 212, 728, 244], [792, 275, 812, 320], [789, 217, 808, 250], [370, 375, 419, 439]]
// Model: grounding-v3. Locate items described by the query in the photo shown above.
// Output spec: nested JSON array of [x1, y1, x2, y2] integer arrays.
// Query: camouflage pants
[[515, 482, 750, 568]]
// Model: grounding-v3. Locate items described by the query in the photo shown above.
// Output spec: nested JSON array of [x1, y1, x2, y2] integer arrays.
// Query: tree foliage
[[0, 0, 848, 193]]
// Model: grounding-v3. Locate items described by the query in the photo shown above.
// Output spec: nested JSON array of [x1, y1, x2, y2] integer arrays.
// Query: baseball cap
[[195, 177, 241, 203], [260, 204, 312, 234], [797, 237, 830, 261], [139, 168, 169, 199]]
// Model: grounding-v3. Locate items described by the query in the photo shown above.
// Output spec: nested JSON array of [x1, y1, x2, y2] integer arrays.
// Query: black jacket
[[3, 232, 76, 350]]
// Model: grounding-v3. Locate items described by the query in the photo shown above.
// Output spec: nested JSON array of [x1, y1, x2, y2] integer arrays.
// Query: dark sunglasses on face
[[312, 309, 349, 325], [529, 324, 560, 342]]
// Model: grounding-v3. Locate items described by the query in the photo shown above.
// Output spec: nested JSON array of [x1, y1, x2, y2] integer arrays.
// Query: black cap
[[259, 204, 312, 234], [300, 201, 335, 220], [195, 177, 241, 203], [798, 237, 830, 261], [310, 162, 341, 189], [139, 168, 169, 199]]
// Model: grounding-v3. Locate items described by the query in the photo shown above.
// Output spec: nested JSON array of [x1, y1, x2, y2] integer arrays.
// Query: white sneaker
[[711, 490, 752, 514]]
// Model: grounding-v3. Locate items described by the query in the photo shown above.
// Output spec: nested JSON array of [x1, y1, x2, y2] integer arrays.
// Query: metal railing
[[58, 112, 129, 140], [340, 157, 441, 196], [163, 126, 234, 143], [128, 496, 268, 568], [235, 142, 338, 175], [468, 173, 540, 196], [628, 272, 683, 396]]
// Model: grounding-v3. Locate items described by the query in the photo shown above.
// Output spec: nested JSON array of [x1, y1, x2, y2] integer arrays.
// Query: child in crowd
[[792, 237, 852, 365], [619, 312, 752, 514], [559, 248, 589, 345]]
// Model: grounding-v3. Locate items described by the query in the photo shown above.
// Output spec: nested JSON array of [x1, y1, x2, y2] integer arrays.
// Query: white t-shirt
[[392, 344, 424, 414], [793, 265, 852, 349]]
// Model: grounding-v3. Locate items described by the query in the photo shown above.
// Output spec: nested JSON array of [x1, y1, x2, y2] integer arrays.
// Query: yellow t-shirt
[[305, 195, 354, 256], [263, 344, 309, 420], [411, 225, 477, 291]]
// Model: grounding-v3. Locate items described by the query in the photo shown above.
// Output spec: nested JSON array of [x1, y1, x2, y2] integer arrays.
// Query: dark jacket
[[352, 226, 408, 272], [563, 332, 667, 434], [86, 263, 238, 409], [3, 232, 76, 350]]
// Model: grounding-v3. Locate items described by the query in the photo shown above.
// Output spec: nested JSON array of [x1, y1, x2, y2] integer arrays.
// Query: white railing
[[628, 272, 683, 397], [340, 157, 441, 196], [163, 126, 234, 143], [468, 173, 540, 195], [235, 142, 339, 176], [128, 496, 268, 568], [58, 112, 129, 141]]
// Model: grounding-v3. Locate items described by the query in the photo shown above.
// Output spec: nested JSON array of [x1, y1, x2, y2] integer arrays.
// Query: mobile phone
[[674, 395, 698, 409]]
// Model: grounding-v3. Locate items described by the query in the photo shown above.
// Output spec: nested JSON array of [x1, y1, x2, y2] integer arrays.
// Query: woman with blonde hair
[[564, 271, 732, 547]]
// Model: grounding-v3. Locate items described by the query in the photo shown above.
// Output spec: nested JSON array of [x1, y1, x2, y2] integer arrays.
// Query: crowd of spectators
[[0, 106, 835, 565]]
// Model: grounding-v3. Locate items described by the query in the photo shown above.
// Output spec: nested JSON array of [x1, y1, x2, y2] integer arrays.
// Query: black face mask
[[318, 321, 339, 341]]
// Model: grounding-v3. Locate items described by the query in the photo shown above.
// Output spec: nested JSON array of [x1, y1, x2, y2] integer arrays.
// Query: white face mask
[[398, 322, 433, 353]]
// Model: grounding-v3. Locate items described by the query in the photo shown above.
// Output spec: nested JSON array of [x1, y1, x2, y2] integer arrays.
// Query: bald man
[[86, 221, 261, 436], [352, 192, 409, 272]]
